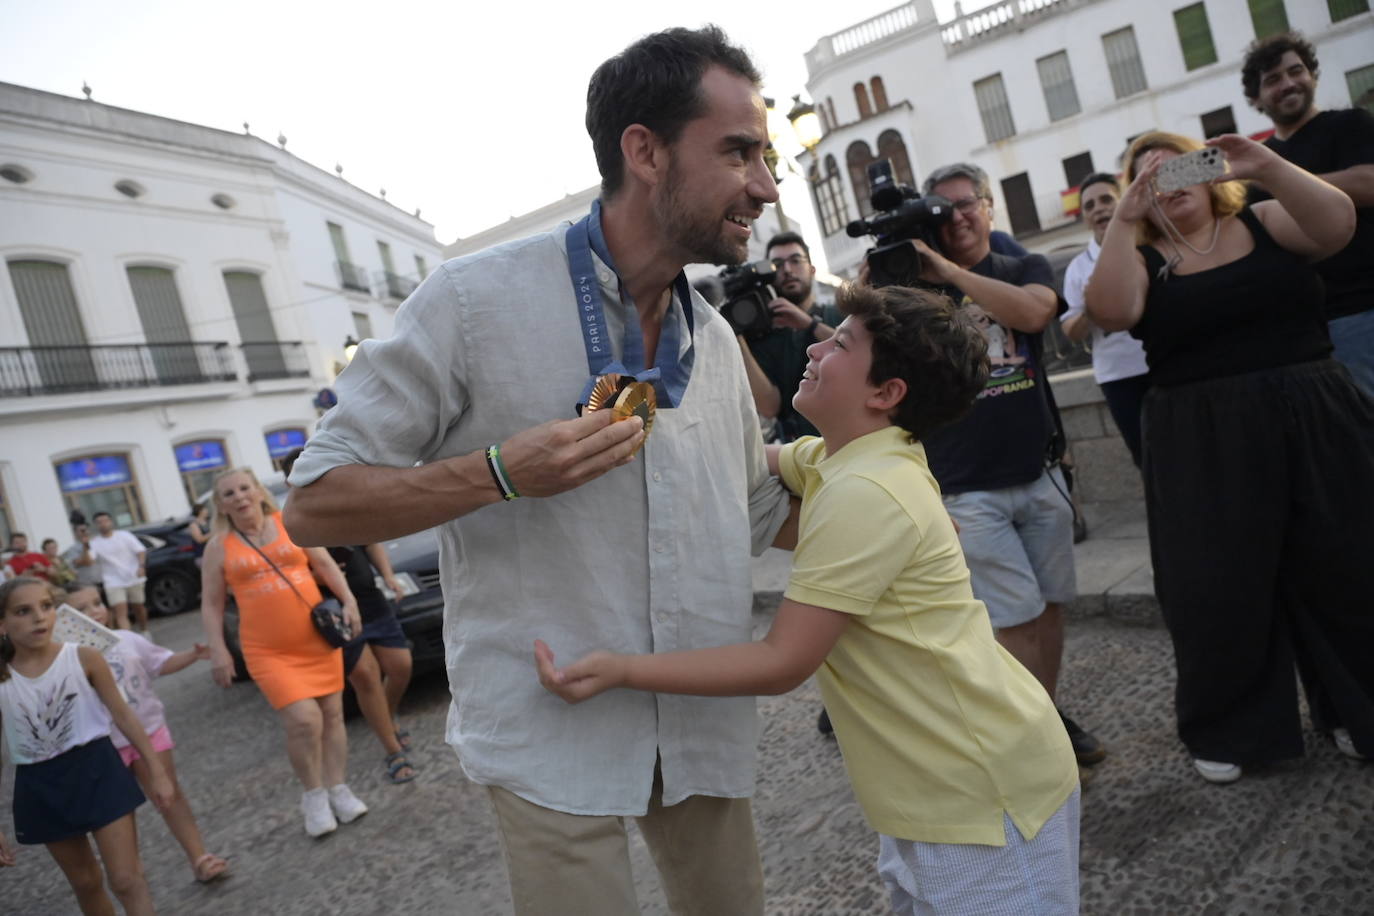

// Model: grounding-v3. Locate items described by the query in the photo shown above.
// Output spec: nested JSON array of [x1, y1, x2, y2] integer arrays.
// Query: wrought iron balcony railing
[[240, 340, 310, 382], [336, 260, 371, 294], [0, 342, 238, 397], [381, 270, 418, 301]]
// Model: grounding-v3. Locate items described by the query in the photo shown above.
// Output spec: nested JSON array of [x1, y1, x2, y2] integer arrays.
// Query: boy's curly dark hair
[[1241, 31, 1318, 102], [838, 284, 989, 442]]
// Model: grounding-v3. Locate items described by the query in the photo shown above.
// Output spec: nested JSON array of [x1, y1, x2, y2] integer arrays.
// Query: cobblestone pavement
[[5, 609, 1372, 914]]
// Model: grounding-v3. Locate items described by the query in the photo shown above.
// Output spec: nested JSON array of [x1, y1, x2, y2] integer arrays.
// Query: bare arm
[[305, 546, 361, 635], [363, 542, 404, 596], [1085, 155, 1157, 332], [1314, 164, 1374, 207], [0, 716, 12, 866], [1060, 312, 1093, 342], [1212, 133, 1357, 259], [536, 598, 850, 702], [912, 240, 1057, 332], [80, 647, 174, 807], [158, 644, 209, 676], [284, 410, 644, 547], [199, 537, 235, 688]]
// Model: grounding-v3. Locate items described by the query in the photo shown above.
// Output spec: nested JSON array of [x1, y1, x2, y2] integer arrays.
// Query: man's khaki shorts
[[106, 582, 146, 605]]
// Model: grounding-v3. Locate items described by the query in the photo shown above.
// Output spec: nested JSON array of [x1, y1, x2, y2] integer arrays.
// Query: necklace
[[1150, 196, 1222, 280]]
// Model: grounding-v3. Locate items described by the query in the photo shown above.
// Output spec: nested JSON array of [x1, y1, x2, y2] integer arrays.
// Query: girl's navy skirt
[[13, 736, 145, 844]]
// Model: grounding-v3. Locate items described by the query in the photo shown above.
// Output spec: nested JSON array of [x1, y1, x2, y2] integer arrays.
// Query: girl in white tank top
[[0, 576, 174, 913]]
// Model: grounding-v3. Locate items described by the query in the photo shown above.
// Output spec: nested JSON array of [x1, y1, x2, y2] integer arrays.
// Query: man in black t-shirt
[[1242, 31, 1374, 397], [736, 231, 843, 441], [906, 161, 1104, 766]]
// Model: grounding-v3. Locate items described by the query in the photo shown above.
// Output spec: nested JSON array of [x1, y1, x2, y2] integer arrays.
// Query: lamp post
[[343, 335, 359, 363]]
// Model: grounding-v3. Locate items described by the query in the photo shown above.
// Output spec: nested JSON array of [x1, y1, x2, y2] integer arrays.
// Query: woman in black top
[[1087, 130, 1374, 783]]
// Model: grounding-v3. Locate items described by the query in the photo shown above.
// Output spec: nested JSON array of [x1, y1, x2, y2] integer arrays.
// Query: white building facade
[[800, 0, 1374, 274], [0, 82, 443, 546]]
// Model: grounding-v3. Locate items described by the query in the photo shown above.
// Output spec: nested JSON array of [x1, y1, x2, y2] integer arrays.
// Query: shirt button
[[654, 542, 665, 554], [652, 472, 662, 482]]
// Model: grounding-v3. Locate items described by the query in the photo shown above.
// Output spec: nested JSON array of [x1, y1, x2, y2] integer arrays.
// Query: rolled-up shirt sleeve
[[289, 265, 471, 488]]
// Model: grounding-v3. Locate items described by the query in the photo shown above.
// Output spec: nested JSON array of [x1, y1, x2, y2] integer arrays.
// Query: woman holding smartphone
[[1086, 130, 1374, 784]]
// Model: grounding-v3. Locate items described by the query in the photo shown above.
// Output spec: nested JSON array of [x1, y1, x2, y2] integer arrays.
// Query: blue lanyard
[[568, 199, 695, 409]]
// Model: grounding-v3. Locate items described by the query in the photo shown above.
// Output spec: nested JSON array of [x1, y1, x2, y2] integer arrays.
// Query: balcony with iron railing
[[336, 260, 371, 294], [0, 339, 311, 397], [0, 342, 238, 397], [377, 270, 419, 301], [240, 340, 310, 382]]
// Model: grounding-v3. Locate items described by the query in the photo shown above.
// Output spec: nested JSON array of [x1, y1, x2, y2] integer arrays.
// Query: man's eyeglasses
[[769, 254, 809, 270], [950, 196, 987, 215]]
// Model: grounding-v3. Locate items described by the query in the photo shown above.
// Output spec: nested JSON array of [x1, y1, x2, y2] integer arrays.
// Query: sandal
[[394, 727, 412, 751], [193, 853, 230, 883], [385, 751, 418, 784]]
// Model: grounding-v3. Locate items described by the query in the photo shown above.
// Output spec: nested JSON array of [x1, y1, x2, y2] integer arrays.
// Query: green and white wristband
[[485, 444, 520, 501]]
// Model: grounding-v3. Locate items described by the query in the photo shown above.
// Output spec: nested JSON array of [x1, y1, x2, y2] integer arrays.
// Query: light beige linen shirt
[[290, 222, 790, 815]]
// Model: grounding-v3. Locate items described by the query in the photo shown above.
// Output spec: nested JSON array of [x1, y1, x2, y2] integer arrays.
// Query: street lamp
[[786, 95, 822, 152], [343, 335, 359, 363]]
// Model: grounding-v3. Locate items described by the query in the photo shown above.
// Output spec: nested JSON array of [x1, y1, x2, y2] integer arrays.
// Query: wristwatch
[[807, 316, 820, 337]]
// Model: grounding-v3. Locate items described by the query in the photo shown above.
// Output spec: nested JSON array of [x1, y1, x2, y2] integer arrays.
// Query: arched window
[[853, 83, 873, 120], [877, 130, 916, 189], [847, 141, 879, 217], [871, 77, 889, 112], [826, 97, 838, 130], [809, 156, 852, 237]]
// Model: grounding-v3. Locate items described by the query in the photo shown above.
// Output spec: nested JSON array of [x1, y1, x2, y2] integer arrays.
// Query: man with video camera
[[734, 232, 842, 441], [864, 160, 1104, 769]]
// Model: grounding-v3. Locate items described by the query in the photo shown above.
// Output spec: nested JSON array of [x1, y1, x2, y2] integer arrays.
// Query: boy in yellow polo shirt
[[535, 283, 1080, 914]]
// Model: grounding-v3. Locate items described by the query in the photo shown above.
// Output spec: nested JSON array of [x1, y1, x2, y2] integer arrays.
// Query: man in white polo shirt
[[1061, 171, 1151, 467], [83, 510, 148, 632]]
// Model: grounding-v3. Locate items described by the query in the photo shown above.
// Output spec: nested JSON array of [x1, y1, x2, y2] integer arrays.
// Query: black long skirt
[[1142, 359, 1374, 765]]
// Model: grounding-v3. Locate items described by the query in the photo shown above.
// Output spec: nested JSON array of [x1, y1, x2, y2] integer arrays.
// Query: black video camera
[[847, 159, 953, 288], [716, 260, 779, 338]]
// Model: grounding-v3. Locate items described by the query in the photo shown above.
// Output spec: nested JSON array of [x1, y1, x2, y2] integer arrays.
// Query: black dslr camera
[[716, 260, 779, 338], [847, 159, 953, 288]]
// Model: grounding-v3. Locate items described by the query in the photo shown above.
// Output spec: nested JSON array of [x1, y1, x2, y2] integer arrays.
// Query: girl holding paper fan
[[0, 575, 174, 914], [65, 585, 230, 883]]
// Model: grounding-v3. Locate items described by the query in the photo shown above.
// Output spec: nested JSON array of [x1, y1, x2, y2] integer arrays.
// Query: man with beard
[[1060, 173, 1151, 467], [283, 26, 792, 916], [737, 231, 842, 441], [1243, 31, 1374, 397]]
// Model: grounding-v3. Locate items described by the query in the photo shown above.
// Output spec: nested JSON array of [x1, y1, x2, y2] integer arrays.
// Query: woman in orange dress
[[200, 467, 368, 838]]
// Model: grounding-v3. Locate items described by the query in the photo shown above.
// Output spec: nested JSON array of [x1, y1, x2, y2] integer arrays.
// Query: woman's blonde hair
[[209, 466, 280, 534], [1123, 130, 1247, 244]]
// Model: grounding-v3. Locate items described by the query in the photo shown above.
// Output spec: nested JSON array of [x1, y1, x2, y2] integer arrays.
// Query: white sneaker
[[1193, 758, 1242, 784], [328, 784, 368, 824], [302, 788, 337, 837], [1333, 728, 1367, 761]]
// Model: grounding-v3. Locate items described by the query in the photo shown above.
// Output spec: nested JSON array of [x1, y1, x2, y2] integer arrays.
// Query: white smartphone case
[[1154, 147, 1226, 193]]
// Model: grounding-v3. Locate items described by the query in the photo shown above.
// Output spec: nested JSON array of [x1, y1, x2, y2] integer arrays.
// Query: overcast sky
[[3, 0, 986, 248]]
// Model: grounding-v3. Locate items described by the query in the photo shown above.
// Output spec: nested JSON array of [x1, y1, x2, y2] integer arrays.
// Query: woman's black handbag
[[232, 522, 353, 648]]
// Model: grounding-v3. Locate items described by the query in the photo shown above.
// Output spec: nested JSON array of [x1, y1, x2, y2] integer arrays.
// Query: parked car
[[129, 519, 202, 616], [220, 480, 445, 682]]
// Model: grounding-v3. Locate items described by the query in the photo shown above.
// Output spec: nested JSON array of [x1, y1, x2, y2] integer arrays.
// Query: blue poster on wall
[[265, 428, 307, 458], [174, 441, 228, 472], [56, 455, 133, 493]]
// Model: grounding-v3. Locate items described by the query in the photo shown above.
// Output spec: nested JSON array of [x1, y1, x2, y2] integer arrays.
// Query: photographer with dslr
[[728, 232, 841, 441], [859, 160, 1105, 769]]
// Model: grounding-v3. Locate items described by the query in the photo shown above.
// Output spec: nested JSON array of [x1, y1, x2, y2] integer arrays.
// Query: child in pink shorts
[[66, 586, 230, 883]]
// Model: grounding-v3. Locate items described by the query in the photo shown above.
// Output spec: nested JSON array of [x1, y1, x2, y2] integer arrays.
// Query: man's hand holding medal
[[495, 377, 651, 499]]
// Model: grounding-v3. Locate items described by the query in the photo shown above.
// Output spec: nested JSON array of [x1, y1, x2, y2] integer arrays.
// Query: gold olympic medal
[[585, 374, 655, 455]]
